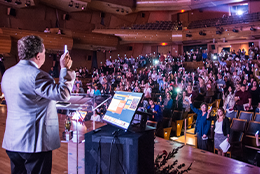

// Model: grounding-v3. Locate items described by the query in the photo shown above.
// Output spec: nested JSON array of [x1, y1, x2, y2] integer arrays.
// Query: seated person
[[73, 83, 84, 93], [162, 92, 173, 118], [147, 99, 162, 122], [87, 85, 94, 96], [93, 85, 101, 96], [44, 27, 50, 33], [256, 102, 260, 113], [90, 110, 101, 122]]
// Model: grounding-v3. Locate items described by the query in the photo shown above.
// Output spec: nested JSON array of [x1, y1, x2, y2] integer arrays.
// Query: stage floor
[[0, 106, 259, 174]]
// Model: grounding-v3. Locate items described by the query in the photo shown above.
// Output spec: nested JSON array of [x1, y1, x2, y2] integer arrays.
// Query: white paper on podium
[[219, 138, 230, 153]]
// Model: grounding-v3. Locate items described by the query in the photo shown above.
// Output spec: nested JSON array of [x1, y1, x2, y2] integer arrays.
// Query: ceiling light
[[68, 0, 73, 7], [75, 3, 79, 8], [15, 0, 21, 5]]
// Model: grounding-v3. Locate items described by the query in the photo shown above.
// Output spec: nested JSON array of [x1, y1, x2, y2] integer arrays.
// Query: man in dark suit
[[1, 35, 76, 174]]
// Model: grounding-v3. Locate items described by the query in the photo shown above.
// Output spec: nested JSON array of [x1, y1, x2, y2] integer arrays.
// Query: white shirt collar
[[29, 60, 39, 69]]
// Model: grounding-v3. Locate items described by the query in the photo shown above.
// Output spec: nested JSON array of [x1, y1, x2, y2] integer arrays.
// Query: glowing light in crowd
[[237, 10, 244, 16]]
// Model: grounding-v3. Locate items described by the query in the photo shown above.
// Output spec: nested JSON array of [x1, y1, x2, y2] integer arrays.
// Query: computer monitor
[[103, 91, 143, 130]]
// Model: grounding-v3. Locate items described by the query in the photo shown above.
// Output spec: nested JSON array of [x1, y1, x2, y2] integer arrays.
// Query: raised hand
[[60, 52, 73, 69]]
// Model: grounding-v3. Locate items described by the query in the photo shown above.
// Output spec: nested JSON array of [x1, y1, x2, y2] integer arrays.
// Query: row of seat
[[227, 111, 260, 123], [121, 21, 180, 31], [188, 12, 260, 29]]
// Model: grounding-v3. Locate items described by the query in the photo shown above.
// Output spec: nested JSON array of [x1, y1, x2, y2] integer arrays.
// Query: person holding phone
[[188, 97, 211, 150], [147, 98, 162, 122], [212, 108, 230, 156], [2, 35, 75, 173]]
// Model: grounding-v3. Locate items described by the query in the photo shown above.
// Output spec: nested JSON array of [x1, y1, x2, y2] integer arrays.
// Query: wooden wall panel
[[0, 28, 73, 51], [0, 34, 11, 54], [148, 11, 171, 23], [72, 32, 118, 48]]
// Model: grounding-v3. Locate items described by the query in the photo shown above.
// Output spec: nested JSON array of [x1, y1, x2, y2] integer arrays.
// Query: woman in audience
[[249, 80, 260, 111], [140, 80, 146, 89], [188, 97, 211, 150], [143, 83, 152, 99], [93, 85, 101, 96], [182, 91, 190, 113], [90, 110, 101, 122], [222, 86, 236, 118], [87, 85, 94, 96], [162, 92, 173, 118], [206, 79, 215, 98], [212, 108, 230, 156]]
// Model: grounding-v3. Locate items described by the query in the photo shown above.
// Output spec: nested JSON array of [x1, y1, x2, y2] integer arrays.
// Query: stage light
[[186, 34, 192, 37], [81, 5, 86, 10], [5, 0, 12, 2], [75, 3, 79, 8], [213, 55, 217, 60], [161, 43, 167, 46], [68, 0, 73, 7], [15, 0, 21, 5], [121, 9, 124, 13], [237, 10, 243, 16], [181, 9, 185, 13], [116, 9, 119, 12], [25, 0, 31, 7]]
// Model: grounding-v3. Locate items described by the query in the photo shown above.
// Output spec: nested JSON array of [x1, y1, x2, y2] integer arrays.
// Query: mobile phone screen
[[64, 45, 68, 53], [256, 131, 259, 135]]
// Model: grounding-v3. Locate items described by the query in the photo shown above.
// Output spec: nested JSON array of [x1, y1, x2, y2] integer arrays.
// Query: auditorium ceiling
[[0, 0, 248, 14]]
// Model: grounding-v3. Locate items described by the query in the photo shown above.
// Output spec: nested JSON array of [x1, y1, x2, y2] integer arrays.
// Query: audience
[[212, 108, 230, 156]]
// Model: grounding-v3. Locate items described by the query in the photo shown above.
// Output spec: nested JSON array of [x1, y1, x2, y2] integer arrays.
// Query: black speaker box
[[128, 46, 133, 51], [141, 13, 145, 18], [100, 12, 105, 18], [7, 8, 16, 17], [63, 14, 69, 20], [211, 45, 215, 50], [85, 125, 154, 174]]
